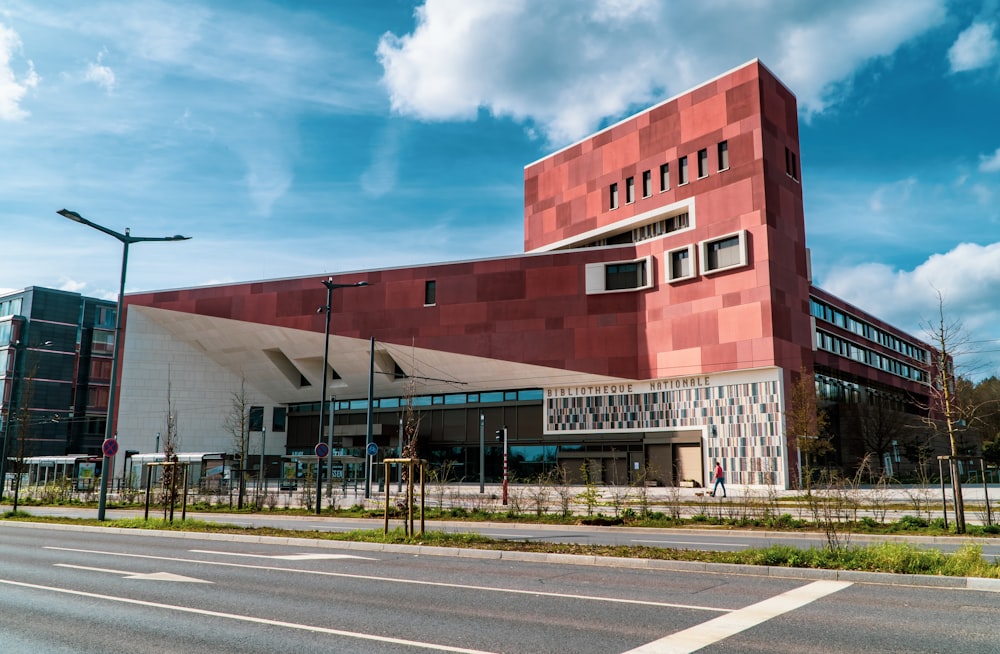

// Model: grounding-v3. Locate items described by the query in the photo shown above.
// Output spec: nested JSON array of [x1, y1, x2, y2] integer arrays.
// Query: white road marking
[[0, 577, 495, 653], [45, 546, 729, 612], [54, 564, 211, 583], [631, 539, 749, 547], [188, 549, 374, 561], [621, 580, 853, 653]]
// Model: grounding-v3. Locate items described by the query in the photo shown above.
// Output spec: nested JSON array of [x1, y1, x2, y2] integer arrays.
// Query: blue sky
[[1, 0, 999, 374]]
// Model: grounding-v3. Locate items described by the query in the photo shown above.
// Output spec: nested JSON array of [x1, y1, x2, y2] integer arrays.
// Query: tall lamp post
[[57, 209, 190, 521], [316, 278, 367, 515]]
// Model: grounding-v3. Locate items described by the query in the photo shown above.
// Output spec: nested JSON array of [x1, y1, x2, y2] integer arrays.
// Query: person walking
[[710, 460, 726, 497]]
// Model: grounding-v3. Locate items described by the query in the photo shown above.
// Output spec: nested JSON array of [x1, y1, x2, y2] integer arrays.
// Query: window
[[625, 176, 635, 204], [605, 261, 647, 290], [785, 147, 799, 181], [718, 141, 729, 171], [697, 149, 708, 178], [586, 257, 652, 293], [659, 163, 669, 191], [700, 231, 747, 274], [609, 182, 619, 209], [88, 357, 112, 382], [666, 245, 696, 282], [249, 406, 264, 432], [424, 280, 436, 306], [678, 156, 689, 185], [272, 407, 286, 432], [96, 306, 116, 329], [633, 212, 691, 243], [642, 170, 651, 198], [92, 330, 114, 354]]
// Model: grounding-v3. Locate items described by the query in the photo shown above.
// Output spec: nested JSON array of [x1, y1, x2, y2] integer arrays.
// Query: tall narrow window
[[659, 163, 669, 191], [785, 147, 799, 181], [625, 176, 635, 204], [717, 140, 729, 171], [642, 170, 651, 198], [610, 182, 619, 209], [424, 280, 436, 305], [678, 156, 689, 185], [697, 149, 708, 178]]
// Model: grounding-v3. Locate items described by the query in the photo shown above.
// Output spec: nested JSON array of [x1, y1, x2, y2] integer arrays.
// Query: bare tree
[[223, 376, 252, 509], [853, 393, 910, 476], [399, 375, 422, 481], [785, 367, 831, 492], [161, 374, 180, 515], [921, 291, 976, 533]]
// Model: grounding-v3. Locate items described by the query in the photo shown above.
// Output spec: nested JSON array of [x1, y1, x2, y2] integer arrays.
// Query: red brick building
[[115, 60, 930, 489]]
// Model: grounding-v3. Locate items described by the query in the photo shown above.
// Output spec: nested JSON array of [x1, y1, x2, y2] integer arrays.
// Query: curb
[[4, 519, 999, 593]]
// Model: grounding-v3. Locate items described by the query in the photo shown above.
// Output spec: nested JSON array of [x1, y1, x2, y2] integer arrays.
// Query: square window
[[700, 231, 747, 274], [666, 245, 696, 282], [642, 170, 651, 198], [697, 149, 708, 178], [718, 141, 729, 171], [610, 182, 619, 210], [678, 156, 689, 185], [625, 176, 635, 204], [659, 163, 669, 191]]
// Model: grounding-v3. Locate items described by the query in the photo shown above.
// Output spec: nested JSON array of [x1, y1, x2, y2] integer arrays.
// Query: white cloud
[[84, 48, 116, 93], [868, 177, 917, 213], [377, 0, 946, 144], [360, 122, 404, 198], [980, 147, 1000, 173], [948, 21, 999, 73], [819, 242, 1000, 376], [0, 22, 38, 120]]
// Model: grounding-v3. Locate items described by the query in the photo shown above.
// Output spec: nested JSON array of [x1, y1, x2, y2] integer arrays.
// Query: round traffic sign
[[314, 442, 330, 458], [102, 439, 119, 458], [366, 442, 378, 457]]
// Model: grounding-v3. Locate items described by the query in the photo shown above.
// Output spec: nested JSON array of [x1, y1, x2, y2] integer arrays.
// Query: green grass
[[4, 510, 999, 579]]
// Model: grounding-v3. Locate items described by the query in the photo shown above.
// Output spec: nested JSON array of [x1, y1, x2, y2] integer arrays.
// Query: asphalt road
[[0, 522, 998, 653], [13, 505, 1000, 558]]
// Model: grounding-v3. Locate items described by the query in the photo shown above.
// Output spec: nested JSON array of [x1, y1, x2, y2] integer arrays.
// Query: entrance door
[[644, 444, 672, 486], [674, 443, 703, 487]]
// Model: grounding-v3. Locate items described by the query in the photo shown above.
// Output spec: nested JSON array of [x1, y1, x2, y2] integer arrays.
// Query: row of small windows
[[289, 389, 545, 413], [810, 298, 928, 363], [815, 328, 928, 383], [815, 373, 908, 410], [667, 231, 747, 282], [609, 141, 728, 210], [581, 212, 692, 249], [588, 231, 748, 294]]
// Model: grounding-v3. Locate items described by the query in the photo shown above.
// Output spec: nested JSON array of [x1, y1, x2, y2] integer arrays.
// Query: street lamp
[[316, 278, 367, 514], [58, 209, 190, 520], [0, 339, 54, 495]]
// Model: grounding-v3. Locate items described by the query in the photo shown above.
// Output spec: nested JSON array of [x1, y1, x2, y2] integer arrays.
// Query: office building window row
[[289, 388, 544, 414], [810, 297, 927, 363], [609, 140, 728, 209], [815, 328, 928, 383]]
